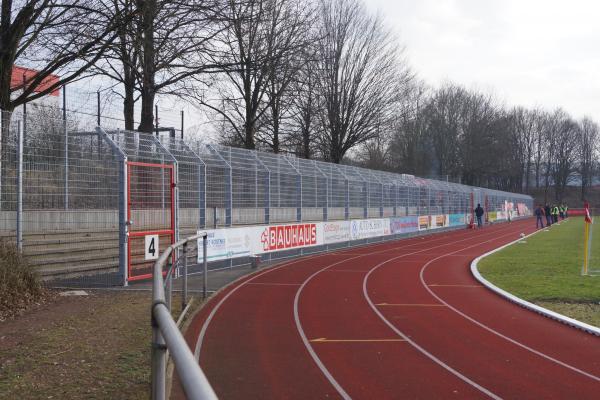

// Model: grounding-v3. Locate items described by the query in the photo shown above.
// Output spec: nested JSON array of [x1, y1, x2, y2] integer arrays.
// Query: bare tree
[[509, 106, 539, 192], [541, 109, 561, 202], [387, 81, 430, 176], [92, 0, 225, 132], [0, 1, 123, 112], [92, 0, 139, 130], [197, 0, 313, 148], [315, 0, 411, 163], [423, 83, 465, 178], [532, 110, 548, 189], [287, 43, 320, 158], [578, 117, 598, 200], [551, 111, 579, 201]]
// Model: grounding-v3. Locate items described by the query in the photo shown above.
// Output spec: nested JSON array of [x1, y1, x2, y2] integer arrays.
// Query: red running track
[[178, 219, 600, 399]]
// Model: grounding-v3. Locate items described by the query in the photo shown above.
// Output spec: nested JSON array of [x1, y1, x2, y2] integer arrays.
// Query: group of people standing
[[534, 203, 568, 229]]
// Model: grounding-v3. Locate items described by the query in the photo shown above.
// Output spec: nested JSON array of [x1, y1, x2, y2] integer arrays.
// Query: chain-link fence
[[0, 109, 534, 287]]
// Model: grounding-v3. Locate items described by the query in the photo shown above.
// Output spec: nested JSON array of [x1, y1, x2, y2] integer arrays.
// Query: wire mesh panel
[[294, 157, 328, 221], [159, 137, 206, 235], [254, 150, 300, 223], [213, 145, 268, 225], [127, 162, 174, 281], [363, 168, 384, 217], [0, 105, 535, 287], [192, 144, 230, 227], [338, 164, 367, 218], [0, 109, 122, 286], [314, 162, 347, 220]]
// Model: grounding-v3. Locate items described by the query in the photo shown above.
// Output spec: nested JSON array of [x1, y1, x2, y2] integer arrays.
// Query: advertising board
[[449, 214, 466, 226], [429, 215, 446, 229], [198, 222, 322, 262], [350, 218, 391, 240], [418, 216, 429, 230], [322, 221, 351, 243], [390, 216, 419, 234]]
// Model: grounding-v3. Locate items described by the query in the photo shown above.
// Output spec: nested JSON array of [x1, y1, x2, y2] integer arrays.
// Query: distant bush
[[0, 242, 45, 319]]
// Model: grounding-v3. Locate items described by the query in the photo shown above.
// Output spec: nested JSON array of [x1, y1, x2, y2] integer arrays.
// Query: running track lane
[[177, 219, 600, 399]]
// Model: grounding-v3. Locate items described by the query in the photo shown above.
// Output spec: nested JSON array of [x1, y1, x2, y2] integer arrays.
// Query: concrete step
[[34, 253, 119, 269], [25, 243, 119, 257], [39, 261, 119, 280]]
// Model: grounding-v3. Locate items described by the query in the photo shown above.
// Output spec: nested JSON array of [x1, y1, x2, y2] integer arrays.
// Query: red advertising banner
[[260, 223, 317, 251]]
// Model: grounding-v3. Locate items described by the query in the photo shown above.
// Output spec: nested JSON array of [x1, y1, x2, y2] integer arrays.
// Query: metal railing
[[151, 232, 216, 400]]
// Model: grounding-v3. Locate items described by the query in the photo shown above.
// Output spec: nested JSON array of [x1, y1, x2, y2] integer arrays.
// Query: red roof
[[11, 66, 59, 97]]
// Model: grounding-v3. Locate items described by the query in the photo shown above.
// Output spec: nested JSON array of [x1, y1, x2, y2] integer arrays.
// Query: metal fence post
[[97, 91, 101, 126], [380, 182, 384, 218], [16, 120, 23, 252], [393, 184, 398, 216], [363, 182, 368, 218], [182, 242, 188, 309], [199, 163, 206, 228], [151, 316, 167, 400], [344, 179, 349, 220], [226, 152, 232, 226], [265, 170, 270, 225], [166, 257, 172, 312], [323, 175, 328, 221], [203, 235, 208, 299], [97, 127, 128, 286], [63, 85, 69, 210]]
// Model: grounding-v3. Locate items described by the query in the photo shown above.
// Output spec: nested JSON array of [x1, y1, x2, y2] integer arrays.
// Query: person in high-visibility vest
[[552, 204, 559, 224], [559, 204, 565, 220], [564, 204, 568, 218]]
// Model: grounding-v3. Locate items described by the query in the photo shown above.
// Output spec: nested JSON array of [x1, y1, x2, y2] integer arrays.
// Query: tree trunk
[[137, 0, 156, 133], [138, 86, 155, 133], [245, 120, 255, 149], [123, 77, 135, 131]]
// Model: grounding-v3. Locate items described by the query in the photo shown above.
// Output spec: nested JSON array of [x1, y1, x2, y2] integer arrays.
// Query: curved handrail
[[151, 232, 217, 400]]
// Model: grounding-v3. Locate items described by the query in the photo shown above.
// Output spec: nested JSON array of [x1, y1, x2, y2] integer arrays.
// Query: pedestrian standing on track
[[564, 203, 568, 218], [559, 204, 565, 220], [475, 203, 484, 228], [544, 204, 552, 226], [535, 204, 545, 229], [552, 204, 559, 224]]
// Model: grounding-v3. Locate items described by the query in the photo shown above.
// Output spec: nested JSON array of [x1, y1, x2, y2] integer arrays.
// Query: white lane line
[[194, 255, 323, 361], [194, 225, 486, 361], [310, 338, 407, 343], [246, 282, 302, 286], [421, 248, 600, 383], [363, 228, 528, 400], [294, 223, 520, 400]]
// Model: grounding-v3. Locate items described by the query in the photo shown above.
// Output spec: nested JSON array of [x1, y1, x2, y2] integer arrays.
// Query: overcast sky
[[365, 0, 600, 121]]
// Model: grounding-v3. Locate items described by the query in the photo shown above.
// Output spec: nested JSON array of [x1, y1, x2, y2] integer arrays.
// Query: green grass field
[[478, 217, 600, 327]]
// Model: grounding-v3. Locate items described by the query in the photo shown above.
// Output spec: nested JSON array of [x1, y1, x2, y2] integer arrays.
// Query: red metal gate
[[127, 161, 175, 281]]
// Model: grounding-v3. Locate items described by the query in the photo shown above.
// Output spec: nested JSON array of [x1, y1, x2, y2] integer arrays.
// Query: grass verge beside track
[[0, 289, 204, 399], [478, 217, 600, 327]]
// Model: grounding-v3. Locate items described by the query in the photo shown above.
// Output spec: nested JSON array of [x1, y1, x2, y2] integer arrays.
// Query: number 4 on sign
[[145, 235, 159, 260]]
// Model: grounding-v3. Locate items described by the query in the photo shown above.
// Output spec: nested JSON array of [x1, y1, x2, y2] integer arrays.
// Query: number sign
[[145, 234, 159, 260]]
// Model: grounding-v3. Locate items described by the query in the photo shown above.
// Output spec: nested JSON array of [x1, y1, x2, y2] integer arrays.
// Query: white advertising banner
[[198, 222, 323, 262], [350, 218, 391, 240], [197, 213, 474, 263], [322, 221, 351, 244]]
